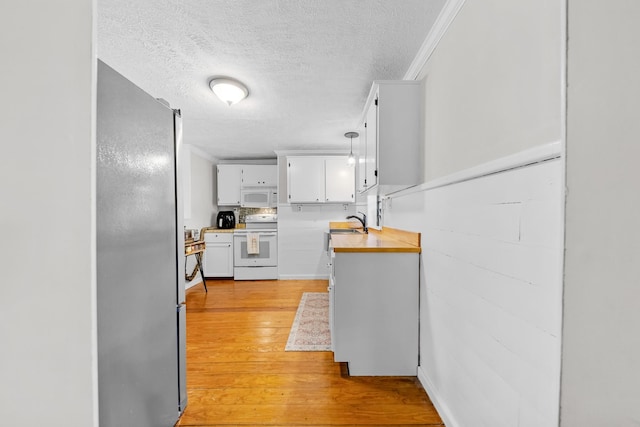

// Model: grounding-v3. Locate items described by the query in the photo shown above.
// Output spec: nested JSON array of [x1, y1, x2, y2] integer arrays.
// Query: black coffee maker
[[216, 211, 236, 229]]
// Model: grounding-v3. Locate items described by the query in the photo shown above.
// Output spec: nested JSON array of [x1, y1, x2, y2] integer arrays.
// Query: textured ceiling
[[98, 0, 445, 159]]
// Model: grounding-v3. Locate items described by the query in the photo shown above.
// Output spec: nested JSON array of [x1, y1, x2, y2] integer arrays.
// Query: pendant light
[[344, 131, 358, 166]]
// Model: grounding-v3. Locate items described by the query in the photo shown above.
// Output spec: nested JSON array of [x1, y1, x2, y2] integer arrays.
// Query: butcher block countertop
[[329, 223, 421, 253], [201, 224, 246, 234]]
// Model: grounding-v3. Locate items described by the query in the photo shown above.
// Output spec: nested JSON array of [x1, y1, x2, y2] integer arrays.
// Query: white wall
[[419, 0, 562, 182], [275, 153, 359, 279], [386, 155, 563, 427], [0, 2, 98, 426], [561, 1, 640, 425], [183, 146, 216, 288], [184, 147, 216, 229], [278, 204, 358, 279], [383, 0, 564, 425]]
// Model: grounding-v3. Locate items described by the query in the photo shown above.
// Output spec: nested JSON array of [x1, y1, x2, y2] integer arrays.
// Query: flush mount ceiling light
[[344, 131, 358, 166], [209, 77, 249, 106]]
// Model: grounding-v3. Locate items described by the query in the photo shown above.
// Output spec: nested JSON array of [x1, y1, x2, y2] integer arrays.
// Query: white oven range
[[233, 214, 278, 280]]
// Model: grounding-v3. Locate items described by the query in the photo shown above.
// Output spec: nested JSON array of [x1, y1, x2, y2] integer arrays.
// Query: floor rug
[[285, 292, 331, 351]]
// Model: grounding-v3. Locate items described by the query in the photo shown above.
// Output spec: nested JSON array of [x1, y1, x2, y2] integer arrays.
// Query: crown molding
[[274, 149, 350, 157], [404, 0, 468, 80], [218, 158, 277, 165]]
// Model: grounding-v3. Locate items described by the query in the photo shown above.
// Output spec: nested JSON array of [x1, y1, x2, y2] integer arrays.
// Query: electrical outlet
[[343, 204, 348, 211], [296, 204, 303, 212]]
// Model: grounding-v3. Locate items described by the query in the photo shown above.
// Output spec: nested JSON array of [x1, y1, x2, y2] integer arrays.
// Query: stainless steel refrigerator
[[97, 60, 186, 427]]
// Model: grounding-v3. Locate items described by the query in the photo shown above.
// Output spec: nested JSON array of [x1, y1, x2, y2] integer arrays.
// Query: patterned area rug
[[285, 292, 331, 351]]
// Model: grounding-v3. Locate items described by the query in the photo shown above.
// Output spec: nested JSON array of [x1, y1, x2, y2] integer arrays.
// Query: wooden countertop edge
[[377, 226, 421, 248], [201, 225, 246, 234], [329, 221, 361, 230], [332, 246, 421, 253], [331, 226, 421, 253]]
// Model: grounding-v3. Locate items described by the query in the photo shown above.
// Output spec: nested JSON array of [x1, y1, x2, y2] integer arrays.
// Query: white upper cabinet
[[217, 164, 277, 206], [287, 157, 325, 203], [325, 157, 355, 203], [287, 156, 355, 203], [241, 165, 277, 187], [363, 100, 378, 191], [357, 133, 367, 193], [360, 81, 421, 195], [217, 164, 242, 206]]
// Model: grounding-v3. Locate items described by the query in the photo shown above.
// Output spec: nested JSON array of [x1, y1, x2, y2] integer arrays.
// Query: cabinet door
[[333, 251, 419, 375], [242, 165, 277, 187], [203, 241, 233, 277], [325, 157, 355, 203], [217, 164, 242, 206], [287, 157, 325, 203], [357, 128, 367, 193], [364, 97, 378, 190]]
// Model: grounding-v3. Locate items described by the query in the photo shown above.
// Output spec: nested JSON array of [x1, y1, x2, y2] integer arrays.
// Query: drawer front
[[204, 233, 234, 243]]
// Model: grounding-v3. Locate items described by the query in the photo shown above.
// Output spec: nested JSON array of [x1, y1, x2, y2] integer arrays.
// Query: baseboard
[[417, 366, 458, 427], [278, 274, 330, 281], [234, 266, 278, 281], [185, 279, 202, 290], [187, 275, 329, 285]]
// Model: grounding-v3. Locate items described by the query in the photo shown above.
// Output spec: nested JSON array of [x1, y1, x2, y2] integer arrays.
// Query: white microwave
[[240, 187, 277, 208]]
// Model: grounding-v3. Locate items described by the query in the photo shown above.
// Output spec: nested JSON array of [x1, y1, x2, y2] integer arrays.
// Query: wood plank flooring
[[175, 279, 443, 427]]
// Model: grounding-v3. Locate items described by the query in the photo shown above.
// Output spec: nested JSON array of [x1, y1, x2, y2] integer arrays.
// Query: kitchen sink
[[329, 228, 363, 234]]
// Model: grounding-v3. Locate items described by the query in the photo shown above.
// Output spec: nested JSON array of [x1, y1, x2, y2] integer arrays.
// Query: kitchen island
[[328, 225, 421, 376]]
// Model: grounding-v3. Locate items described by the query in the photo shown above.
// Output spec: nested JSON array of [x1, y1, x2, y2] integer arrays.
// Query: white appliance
[[240, 187, 277, 208], [233, 213, 278, 280]]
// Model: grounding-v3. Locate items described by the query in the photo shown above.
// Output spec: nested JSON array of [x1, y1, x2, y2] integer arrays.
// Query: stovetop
[[244, 213, 277, 223], [240, 213, 277, 231]]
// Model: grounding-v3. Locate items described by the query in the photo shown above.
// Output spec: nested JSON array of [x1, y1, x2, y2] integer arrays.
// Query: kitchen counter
[[329, 224, 421, 253], [329, 223, 420, 375], [201, 224, 246, 235]]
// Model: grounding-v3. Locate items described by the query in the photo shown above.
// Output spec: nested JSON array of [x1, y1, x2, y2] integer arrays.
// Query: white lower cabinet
[[331, 250, 418, 376], [203, 232, 234, 277]]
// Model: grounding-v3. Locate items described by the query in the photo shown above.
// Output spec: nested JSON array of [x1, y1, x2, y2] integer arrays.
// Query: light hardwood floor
[[175, 279, 443, 427]]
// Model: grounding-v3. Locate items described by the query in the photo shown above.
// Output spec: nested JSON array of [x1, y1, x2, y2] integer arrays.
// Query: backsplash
[[237, 207, 277, 223]]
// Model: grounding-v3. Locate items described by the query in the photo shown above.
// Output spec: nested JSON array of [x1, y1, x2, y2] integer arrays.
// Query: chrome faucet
[[346, 211, 368, 233]]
